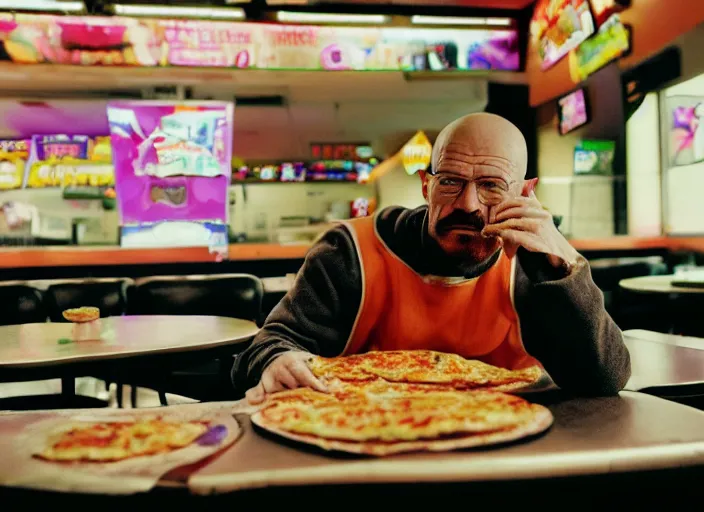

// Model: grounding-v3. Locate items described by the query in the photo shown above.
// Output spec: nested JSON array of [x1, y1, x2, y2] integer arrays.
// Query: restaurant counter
[[0, 235, 702, 281], [2, 235, 702, 269]]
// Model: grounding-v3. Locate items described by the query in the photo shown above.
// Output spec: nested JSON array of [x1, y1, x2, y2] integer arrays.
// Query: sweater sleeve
[[513, 248, 632, 396], [230, 224, 363, 392]]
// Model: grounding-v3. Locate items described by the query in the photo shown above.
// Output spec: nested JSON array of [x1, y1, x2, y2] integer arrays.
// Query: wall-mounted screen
[[569, 13, 631, 83], [574, 139, 615, 175], [557, 88, 589, 135], [531, 0, 596, 70]]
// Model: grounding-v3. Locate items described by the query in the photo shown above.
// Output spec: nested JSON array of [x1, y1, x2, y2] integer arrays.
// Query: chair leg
[[130, 385, 138, 408], [116, 383, 123, 408]]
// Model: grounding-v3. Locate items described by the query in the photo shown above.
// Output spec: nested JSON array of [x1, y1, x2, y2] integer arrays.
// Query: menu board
[[107, 100, 233, 252], [24, 135, 114, 188], [568, 14, 630, 83], [0, 13, 520, 72], [0, 139, 29, 190], [530, 0, 596, 70]]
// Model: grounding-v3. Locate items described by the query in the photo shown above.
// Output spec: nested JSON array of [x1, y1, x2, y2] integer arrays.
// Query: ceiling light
[[0, 0, 85, 11], [276, 11, 388, 24], [112, 4, 245, 20], [485, 18, 512, 26], [410, 15, 512, 26]]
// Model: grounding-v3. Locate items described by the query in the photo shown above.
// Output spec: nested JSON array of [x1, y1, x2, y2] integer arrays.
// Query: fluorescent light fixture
[[112, 4, 245, 20], [0, 0, 85, 11], [276, 11, 388, 24], [411, 15, 512, 26], [485, 17, 512, 26]]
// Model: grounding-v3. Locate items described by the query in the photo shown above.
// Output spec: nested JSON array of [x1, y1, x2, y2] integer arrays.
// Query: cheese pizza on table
[[306, 350, 543, 392], [251, 386, 553, 456], [34, 417, 211, 463]]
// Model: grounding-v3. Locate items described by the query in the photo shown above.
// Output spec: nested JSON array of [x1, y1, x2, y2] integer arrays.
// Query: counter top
[[0, 235, 702, 269]]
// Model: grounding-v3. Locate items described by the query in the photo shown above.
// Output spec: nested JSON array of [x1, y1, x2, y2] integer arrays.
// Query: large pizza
[[251, 384, 553, 456], [252, 350, 553, 456], [34, 417, 214, 463], [306, 350, 544, 392]]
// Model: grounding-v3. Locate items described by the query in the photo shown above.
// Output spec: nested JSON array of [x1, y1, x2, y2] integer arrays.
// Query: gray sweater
[[232, 205, 631, 396]]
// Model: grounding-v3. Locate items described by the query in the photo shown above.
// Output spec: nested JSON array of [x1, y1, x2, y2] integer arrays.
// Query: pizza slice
[[35, 418, 210, 463]]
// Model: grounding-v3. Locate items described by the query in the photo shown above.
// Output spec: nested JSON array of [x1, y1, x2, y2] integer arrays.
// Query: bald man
[[233, 113, 631, 402]]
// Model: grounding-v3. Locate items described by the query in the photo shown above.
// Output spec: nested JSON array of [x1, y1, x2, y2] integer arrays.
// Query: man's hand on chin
[[481, 191, 579, 275]]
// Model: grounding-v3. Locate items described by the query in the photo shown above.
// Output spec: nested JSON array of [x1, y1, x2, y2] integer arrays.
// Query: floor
[[0, 378, 198, 408]]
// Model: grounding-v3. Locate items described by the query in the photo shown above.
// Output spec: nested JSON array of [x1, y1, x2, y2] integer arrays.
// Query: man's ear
[[521, 177, 538, 197], [419, 170, 429, 200]]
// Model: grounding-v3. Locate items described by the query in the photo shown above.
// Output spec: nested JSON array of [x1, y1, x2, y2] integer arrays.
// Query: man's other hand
[[245, 351, 328, 405]]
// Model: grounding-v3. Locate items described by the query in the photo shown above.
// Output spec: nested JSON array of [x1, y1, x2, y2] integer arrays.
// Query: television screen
[[573, 139, 615, 175], [568, 13, 631, 82], [531, 0, 596, 70], [557, 88, 589, 135]]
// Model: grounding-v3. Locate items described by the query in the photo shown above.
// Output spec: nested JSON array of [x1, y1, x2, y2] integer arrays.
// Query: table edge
[[187, 442, 704, 495]]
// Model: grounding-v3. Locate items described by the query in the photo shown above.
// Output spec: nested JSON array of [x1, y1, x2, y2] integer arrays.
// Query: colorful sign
[[310, 142, 373, 162], [0, 13, 520, 72], [0, 139, 29, 190], [557, 88, 588, 135], [573, 139, 615, 175], [107, 100, 233, 250], [667, 96, 704, 168], [568, 14, 630, 83], [530, 0, 596, 70], [401, 131, 433, 175], [24, 135, 114, 188]]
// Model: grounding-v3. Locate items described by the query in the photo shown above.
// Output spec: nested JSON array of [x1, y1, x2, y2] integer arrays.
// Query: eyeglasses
[[432, 174, 513, 206]]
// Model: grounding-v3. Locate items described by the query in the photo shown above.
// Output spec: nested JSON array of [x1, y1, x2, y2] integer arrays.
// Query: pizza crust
[[251, 405, 553, 457]]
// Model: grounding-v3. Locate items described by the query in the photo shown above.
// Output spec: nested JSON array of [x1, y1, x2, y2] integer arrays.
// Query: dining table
[[0, 390, 702, 505], [0, 315, 259, 410]]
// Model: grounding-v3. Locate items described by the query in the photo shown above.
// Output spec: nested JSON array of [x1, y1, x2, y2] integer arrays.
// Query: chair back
[[43, 278, 131, 322], [0, 283, 47, 325], [127, 274, 263, 322]]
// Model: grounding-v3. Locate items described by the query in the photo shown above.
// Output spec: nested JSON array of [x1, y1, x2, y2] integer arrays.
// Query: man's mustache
[[436, 210, 485, 234]]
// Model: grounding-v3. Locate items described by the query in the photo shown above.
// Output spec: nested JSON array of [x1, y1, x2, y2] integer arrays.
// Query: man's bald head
[[431, 112, 528, 180]]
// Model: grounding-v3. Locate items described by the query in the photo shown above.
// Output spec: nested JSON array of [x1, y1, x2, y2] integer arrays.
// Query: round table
[[0, 315, 259, 409], [619, 275, 704, 336], [619, 274, 704, 294], [623, 330, 704, 407]]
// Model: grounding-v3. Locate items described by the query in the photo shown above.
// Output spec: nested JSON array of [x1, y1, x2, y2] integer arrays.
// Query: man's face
[[423, 142, 520, 262]]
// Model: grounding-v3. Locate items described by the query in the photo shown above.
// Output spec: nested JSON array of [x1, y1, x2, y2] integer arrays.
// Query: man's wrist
[[547, 250, 579, 276]]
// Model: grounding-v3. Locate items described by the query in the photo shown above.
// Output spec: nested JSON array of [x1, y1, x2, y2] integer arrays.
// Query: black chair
[[0, 283, 47, 326], [125, 273, 263, 404], [127, 274, 263, 321], [43, 278, 131, 322]]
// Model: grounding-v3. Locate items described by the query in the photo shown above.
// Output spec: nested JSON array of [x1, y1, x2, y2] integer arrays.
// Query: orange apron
[[339, 215, 540, 370]]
